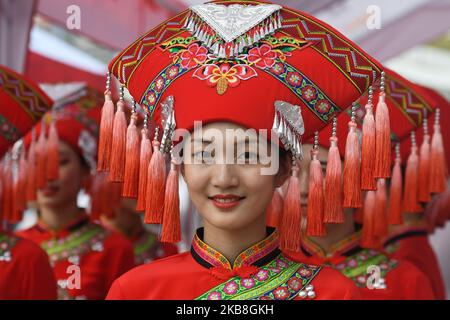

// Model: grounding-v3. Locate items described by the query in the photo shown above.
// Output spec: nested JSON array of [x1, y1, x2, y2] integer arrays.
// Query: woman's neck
[[203, 215, 267, 266], [39, 201, 83, 231], [308, 210, 356, 255]]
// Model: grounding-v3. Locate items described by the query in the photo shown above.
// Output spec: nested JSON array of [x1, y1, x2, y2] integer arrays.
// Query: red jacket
[[292, 232, 436, 300], [17, 215, 135, 300], [107, 228, 361, 300], [384, 224, 446, 299], [0, 232, 57, 299]]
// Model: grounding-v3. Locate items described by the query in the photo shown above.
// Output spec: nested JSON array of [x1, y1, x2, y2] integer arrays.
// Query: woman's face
[[181, 122, 290, 231], [37, 141, 89, 208]]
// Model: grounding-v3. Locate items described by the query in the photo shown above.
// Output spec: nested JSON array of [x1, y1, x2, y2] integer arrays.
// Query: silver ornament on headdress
[[272, 101, 305, 159]]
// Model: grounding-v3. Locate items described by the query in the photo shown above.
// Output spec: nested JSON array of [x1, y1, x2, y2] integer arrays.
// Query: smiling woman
[[16, 106, 136, 300], [102, 0, 384, 300]]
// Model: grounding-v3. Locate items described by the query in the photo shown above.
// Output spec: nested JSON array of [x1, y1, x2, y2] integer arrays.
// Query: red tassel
[[361, 101, 377, 190], [430, 111, 447, 193], [360, 191, 378, 249], [418, 132, 431, 202], [122, 113, 140, 198], [343, 120, 362, 208], [374, 92, 391, 178], [12, 149, 28, 222], [324, 136, 344, 223], [388, 155, 403, 225], [46, 120, 60, 181], [374, 179, 388, 238], [35, 124, 47, 189], [161, 161, 181, 243], [2, 157, 14, 223], [266, 189, 283, 228], [306, 149, 326, 236], [26, 137, 37, 202], [136, 128, 153, 212], [144, 140, 166, 224], [109, 99, 127, 182], [403, 142, 422, 213], [279, 164, 302, 252], [98, 90, 115, 172]]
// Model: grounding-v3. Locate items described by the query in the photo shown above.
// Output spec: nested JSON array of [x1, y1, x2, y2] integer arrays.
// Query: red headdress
[[99, 0, 383, 251], [0, 65, 53, 225]]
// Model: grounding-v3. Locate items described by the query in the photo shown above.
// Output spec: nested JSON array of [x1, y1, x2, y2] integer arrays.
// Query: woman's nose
[[210, 164, 239, 190]]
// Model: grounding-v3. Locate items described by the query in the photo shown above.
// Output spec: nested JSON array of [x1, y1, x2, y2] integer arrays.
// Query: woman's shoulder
[[106, 252, 193, 299]]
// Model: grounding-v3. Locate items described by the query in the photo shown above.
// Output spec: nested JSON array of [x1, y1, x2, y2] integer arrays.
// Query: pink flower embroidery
[[357, 276, 367, 284], [276, 260, 288, 269], [223, 281, 238, 295], [256, 270, 269, 281], [315, 99, 331, 114], [301, 85, 317, 102], [193, 63, 257, 95], [299, 268, 312, 277], [347, 259, 358, 268], [286, 72, 302, 87], [273, 286, 289, 300], [167, 65, 179, 79], [241, 278, 255, 289], [146, 92, 156, 105], [247, 44, 277, 69], [180, 43, 208, 69], [207, 291, 222, 300], [287, 278, 301, 291], [271, 62, 286, 75], [154, 76, 164, 92]]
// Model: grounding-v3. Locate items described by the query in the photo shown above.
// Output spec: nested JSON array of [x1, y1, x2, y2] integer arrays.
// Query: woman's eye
[[192, 151, 213, 163], [59, 158, 70, 166], [237, 152, 258, 163]]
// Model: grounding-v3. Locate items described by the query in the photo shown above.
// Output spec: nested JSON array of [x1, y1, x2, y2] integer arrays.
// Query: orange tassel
[[343, 119, 362, 208], [109, 99, 127, 182], [12, 149, 28, 222], [98, 90, 115, 172], [361, 98, 377, 190], [2, 157, 14, 223], [35, 123, 47, 189], [306, 148, 326, 236], [403, 136, 422, 213], [324, 135, 344, 223], [122, 113, 140, 198], [388, 147, 403, 225], [418, 130, 431, 202], [430, 110, 447, 193], [161, 161, 181, 243], [26, 137, 37, 202], [361, 191, 378, 249], [374, 179, 388, 238], [136, 128, 153, 212], [266, 188, 283, 228], [279, 164, 302, 252], [144, 140, 166, 224], [46, 120, 60, 181], [374, 91, 391, 178]]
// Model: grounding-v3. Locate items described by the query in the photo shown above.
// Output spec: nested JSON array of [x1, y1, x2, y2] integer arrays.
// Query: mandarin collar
[[191, 227, 281, 270], [37, 212, 90, 235], [301, 231, 362, 259]]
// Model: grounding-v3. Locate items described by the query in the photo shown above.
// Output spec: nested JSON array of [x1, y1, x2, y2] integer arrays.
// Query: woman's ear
[[274, 151, 292, 188]]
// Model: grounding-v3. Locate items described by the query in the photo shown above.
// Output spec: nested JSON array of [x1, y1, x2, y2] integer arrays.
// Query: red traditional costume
[[100, 0, 383, 300], [281, 69, 443, 300], [0, 65, 57, 300], [17, 105, 135, 300], [293, 233, 435, 300], [382, 85, 449, 300]]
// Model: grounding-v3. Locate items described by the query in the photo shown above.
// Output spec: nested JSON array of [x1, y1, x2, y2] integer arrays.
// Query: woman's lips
[[209, 194, 245, 210], [41, 185, 59, 197]]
